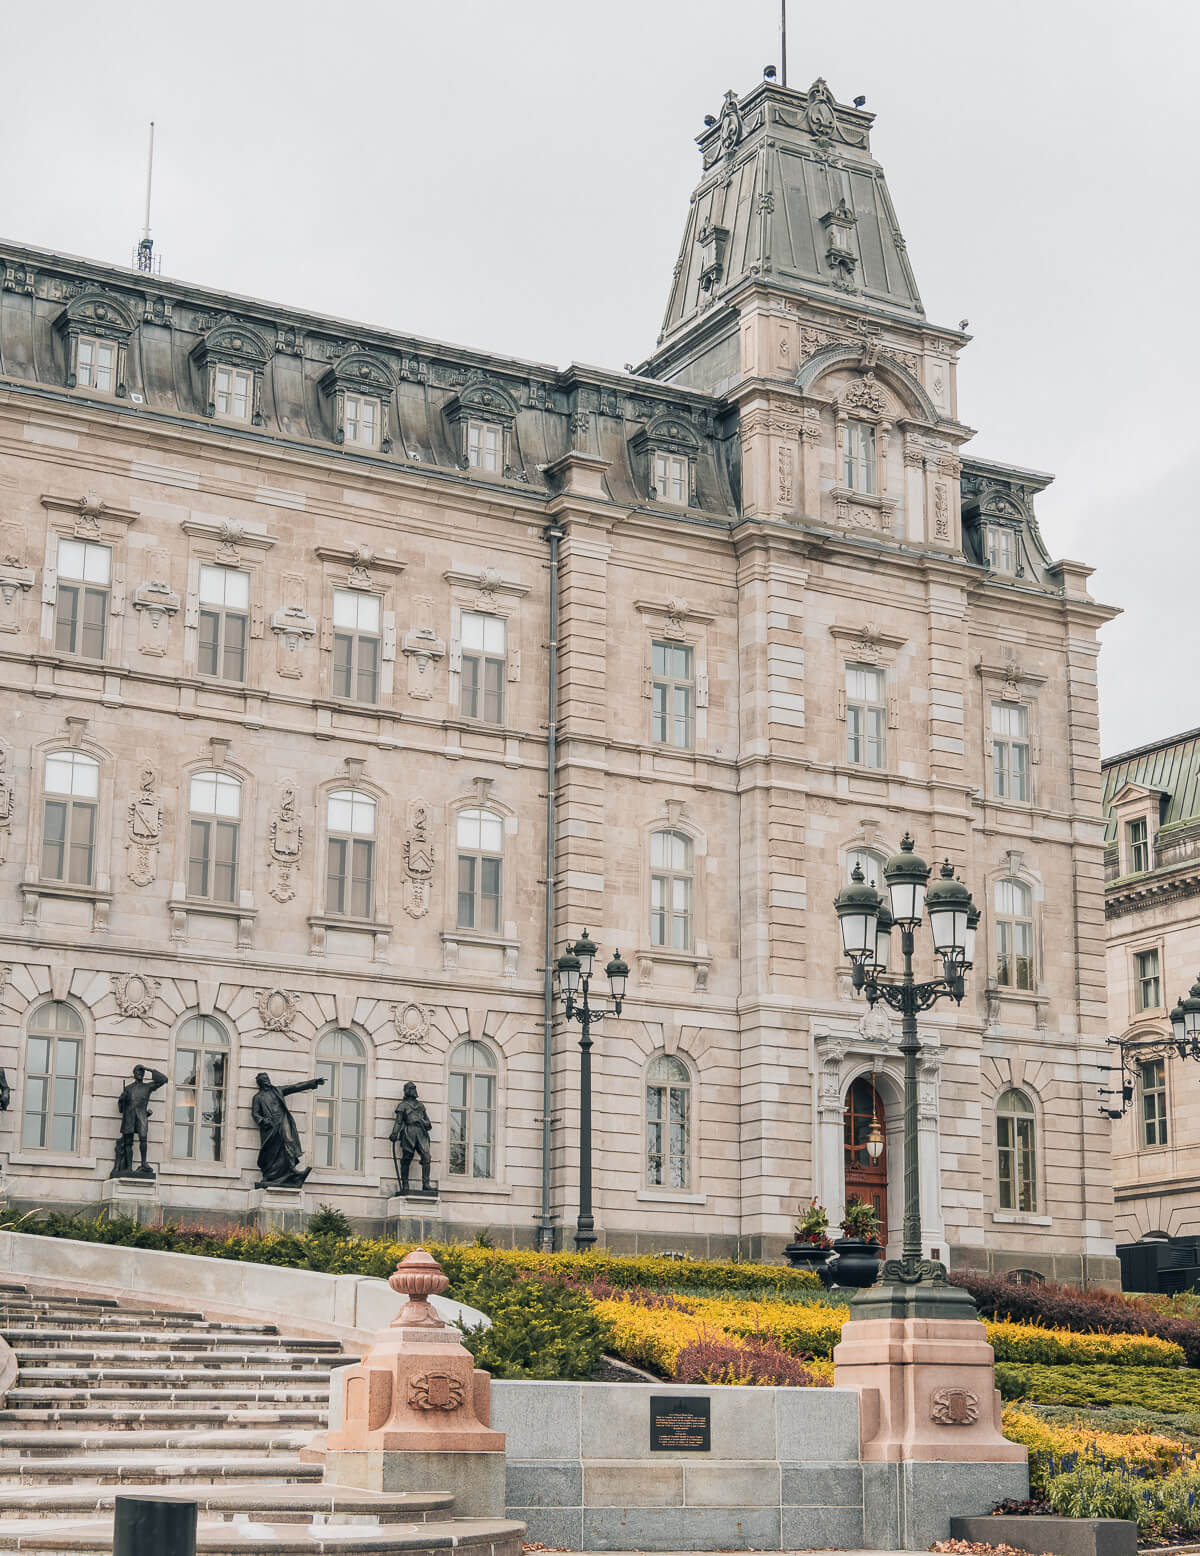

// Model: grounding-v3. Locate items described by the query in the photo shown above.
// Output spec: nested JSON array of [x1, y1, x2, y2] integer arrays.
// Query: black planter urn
[[782, 1241, 831, 1271], [819, 1237, 883, 1289]]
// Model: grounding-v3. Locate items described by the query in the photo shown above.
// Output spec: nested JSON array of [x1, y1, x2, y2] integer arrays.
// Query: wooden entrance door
[[843, 1077, 888, 1243]]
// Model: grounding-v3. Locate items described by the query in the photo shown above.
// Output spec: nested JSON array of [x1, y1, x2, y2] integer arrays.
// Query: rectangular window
[[992, 702, 1031, 802], [466, 420, 501, 472], [215, 365, 253, 421], [332, 590, 382, 704], [997, 1113, 1037, 1212], [343, 394, 379, 448], [41, 798, 96, 885], [187, 817, 239, 903], [1140, 1059, 1168, 1148], [197, 565, 250, 682], [844, 420, 876, 493], [76, 335, 116, 392], [653, 452, 688, 504], [651, 641, 695, 749], [460, 612, 507, 724], [456, 854, 502, 933], [325, 836, 376, 918], [845, 664, 886, 768], [986, 525, 1016, 574], [1134, 949, 1162, 1013], [1127, 818, 1151, 875], [54, 539, 111, 659]]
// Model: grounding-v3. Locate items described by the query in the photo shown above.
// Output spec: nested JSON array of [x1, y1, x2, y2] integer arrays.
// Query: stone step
[[14, 1346, 343, 1366], [0, 1454, 324, 1487], [0, 1483, 455, 1522], [6, 1385, 331, 1406], [0, 1515, 525, 1555], [15, 1363, 339, 1384], [0, 1407, 326, 1428], [2, 1327, 308, 1345], [0, 1429, 313, 1454]]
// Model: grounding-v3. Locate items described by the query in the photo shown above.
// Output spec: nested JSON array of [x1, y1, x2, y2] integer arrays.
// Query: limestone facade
[[0, 76, 1118, 1278]]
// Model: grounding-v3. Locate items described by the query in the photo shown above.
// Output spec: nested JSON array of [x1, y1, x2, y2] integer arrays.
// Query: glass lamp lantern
[[883, 833, 930, 928], [873, 901, 894, 974], [834, 864, 881, 962], [926, 861, 972, 961], [1183, 979, 1200, 1041], [573, 930, 598, 981], [605, 951, 629, 1008], [556, 949, 581, 999], [964, 904, 980, 968], [865, 1118, 885, 1163], [1170, 999, 1188, 1049]]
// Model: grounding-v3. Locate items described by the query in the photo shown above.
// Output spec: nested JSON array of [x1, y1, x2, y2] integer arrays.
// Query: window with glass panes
[[986, 525, 1016, 574], [314, 1029, 366, 1172], [650, 829, 694, 950], [996, 1089, 1037, 1212], [646, 1054, 690, 1189], [172, 1015, 229, 1162], [215, 365, 252, 420], [1140, 1059, 1168, 1148], [843, 419, 876, 492], [187, 771, 241, 903], [845, 664, 886, 768], [197, 565, 250, 681], [332, 590, 382, 704], [55, 538, 111, 659], [651, 641, 694, 749], [343, 393, 379, 448], [653, 452, 688, 504], [466, 420, 501, 471], [76, 335, 116, 392], [992, 702, 1031, 802], [847, 848, 888, 887], [448, 1039, 496, 1179], [460, 613, 506, 723], [42, 751, 99, 886], [325, 791, 376, 918], [1135, 949, 1162, 1012], [456, 809, 503, 932], [994, 879, 1034, 989], [1127, 818, 1151, 874], [22, 1002, 83, 1152]]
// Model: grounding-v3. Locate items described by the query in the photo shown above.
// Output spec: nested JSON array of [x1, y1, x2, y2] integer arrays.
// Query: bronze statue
[[110, 1065, 168, 1178], [390, 1081, 433, 1194], [251, 1071, 325, 1188]]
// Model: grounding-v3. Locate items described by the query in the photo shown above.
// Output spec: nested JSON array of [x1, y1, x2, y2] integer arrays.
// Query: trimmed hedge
[[987, 1320, 1183, 1367], [954, 1270, 1200, 1367], [997, 1362, 1200, 1412]]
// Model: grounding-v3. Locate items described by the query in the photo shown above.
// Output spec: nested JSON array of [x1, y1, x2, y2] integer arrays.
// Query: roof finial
[[135, 122, 157, 275]]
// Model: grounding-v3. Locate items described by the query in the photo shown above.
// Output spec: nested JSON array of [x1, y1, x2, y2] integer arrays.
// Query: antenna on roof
[[134, 122, 159, 275], [780, 0, 788, 88]]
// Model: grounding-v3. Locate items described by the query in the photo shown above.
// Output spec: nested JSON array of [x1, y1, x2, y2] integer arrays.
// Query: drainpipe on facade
[[539, 522, 565, 1251]]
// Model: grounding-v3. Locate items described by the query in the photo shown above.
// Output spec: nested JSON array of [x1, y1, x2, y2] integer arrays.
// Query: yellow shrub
[[1002, 1405, 1194, 1475], [593, 1297, 710, 1373], [985, 1320, 1185, 1368], [688, 1296, 849, 1359]]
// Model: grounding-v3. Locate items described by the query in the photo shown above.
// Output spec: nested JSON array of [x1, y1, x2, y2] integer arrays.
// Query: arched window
[[172, 1016, 229, 1162], [448, 1039, 497, 1179], [42, 751, 99, 886], [994, 879, 1034, 989], [847, 848, 888, 887], [650, 830, 694, 950], [314, 1029, 367, 1172], [646, 1054, 691, 1189], [187, 771, 242, 903], [996, 1089, 1037, 1212], [23, 1002, 83, 1151], [326, 791, 376, 918], [456, 809, 503, 932]]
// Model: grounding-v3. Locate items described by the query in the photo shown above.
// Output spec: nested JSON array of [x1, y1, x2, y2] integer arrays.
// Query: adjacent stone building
[[0, 73, 1118, 1278], [1102, 730, 1200, 1288]]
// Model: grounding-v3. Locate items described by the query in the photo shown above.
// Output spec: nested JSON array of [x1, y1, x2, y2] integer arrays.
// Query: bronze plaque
[[650, 1394, 711, 1452]]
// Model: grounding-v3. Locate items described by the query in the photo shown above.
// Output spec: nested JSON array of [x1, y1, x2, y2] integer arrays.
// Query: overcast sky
[[2, 1, 1194, 758]]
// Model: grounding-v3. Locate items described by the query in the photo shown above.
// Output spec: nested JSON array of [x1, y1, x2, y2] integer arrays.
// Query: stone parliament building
[[0, 75, 1119, 1280]]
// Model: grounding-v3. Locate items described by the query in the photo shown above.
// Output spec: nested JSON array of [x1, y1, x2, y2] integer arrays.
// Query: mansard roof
[[1102, 728, 1200, 842], [658, 77, 925, 345]]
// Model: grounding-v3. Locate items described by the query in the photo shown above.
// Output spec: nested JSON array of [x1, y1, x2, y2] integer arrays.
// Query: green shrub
[[996, 1363, 1200, 1413], [1044, 1461, 1149, 1527], [308, 1205, 353, 1238], [455, 1268, 612, 1380]]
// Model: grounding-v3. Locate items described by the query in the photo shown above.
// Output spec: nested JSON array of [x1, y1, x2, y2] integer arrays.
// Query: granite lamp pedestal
[[324, 1247, 506, 1518]]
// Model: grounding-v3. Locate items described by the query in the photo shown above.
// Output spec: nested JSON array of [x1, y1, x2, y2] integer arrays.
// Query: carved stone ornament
[[717, 90, 743, 155], [271, 574, 317, 679], [255, 987, 303, 1034], [111, 972, 160, 1020], [133, 549, 181, 656], [402, 595, 446, 700], [841, 374, 887, 416], [268, 784, 303, 903], [934, 483, 950, 540], [392, 1001, 434, 1047], [126, 767, 164, 887], [856, 1005, 895, 1045], [664, 597, 689, 639], [403, 800, 435, 918], [930, 1387, 979, 1426], [407, 1371, 465, 1411]]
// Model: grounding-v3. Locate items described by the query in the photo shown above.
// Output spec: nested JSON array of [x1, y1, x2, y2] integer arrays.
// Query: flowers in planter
[[840, 1196, 882, 1243], [793, 1198, 833, 1249]]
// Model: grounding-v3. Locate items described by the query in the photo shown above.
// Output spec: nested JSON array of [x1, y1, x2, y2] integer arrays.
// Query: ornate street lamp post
[[832, 835, 979, 1317], [555, 931, 630, 1252]]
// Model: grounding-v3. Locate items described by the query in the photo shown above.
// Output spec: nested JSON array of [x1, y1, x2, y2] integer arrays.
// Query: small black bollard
[[113, 1494, 197, 1556]]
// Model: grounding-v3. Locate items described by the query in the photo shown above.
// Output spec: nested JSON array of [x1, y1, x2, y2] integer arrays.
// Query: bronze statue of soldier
[[110, 1064, 168, 1179], [390, 1081, 434, 1195]]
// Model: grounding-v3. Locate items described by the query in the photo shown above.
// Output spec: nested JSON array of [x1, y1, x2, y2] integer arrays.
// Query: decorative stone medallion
[[930, 1387, 979, 1425], [408, 1371, 465, 1411]]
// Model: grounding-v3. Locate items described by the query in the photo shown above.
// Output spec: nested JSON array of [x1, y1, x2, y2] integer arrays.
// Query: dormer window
[[76, 337, 116, 393], [467, 420, 502, 473], [343, 394, 380, 449], [1127, 817, 1151, 875], [321, 350, 394, 454], [56, 290, 135, 399], [633, 414, 700, 509], [654, 453, 688, 505], [215, 366, 253, 422], [192, 321, 271, 427], [844, 420, 876, 494], [986, 524, 1016, 574]]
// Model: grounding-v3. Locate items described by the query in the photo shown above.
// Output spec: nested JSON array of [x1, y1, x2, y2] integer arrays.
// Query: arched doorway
[[843, 1077, 888, 1243]]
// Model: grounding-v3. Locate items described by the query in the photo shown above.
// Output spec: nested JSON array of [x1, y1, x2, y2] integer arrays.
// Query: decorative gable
[[55, 291, 136, 397]]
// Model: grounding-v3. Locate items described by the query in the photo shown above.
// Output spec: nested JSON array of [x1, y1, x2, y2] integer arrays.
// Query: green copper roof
[[1101, 728, 1200, 843], [658, 77, 924, 344]]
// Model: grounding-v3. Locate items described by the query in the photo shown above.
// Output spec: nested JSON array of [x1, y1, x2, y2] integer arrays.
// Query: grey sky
[[3, 0, 1194, 758]]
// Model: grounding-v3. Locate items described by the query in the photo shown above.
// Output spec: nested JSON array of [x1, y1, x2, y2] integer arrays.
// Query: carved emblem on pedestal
[[408, 1371, 465, 1411], [268, 784, 303, 903], [112, 972, 160, 1020], [930, 1387, 979, 1425], [403, 800, 435, 918], [126, 767, 163, 886]]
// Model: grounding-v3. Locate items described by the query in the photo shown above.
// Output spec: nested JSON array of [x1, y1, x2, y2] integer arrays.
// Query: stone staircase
[[0, 1281, 523, 1555]]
